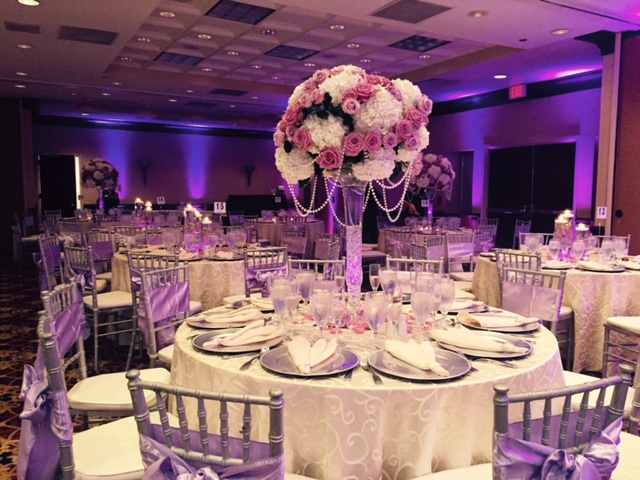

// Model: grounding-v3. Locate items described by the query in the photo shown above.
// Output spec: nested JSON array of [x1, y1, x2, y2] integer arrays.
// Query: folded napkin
[[617, 260, 640, 270], [385, 339, 449, 376], [543, 260, 571, 269], [188, 306, 264, 325], [215, 251, 234, 260], [179, 251, 199, 261], [202, 320, 284, 348], [578, 260, 613, 272], [431, 326, 528, 354], [251, 298, 275, 311], [449, 300, 472, 311], [287, 337, 338, 374], [457, 311, 538, 329]]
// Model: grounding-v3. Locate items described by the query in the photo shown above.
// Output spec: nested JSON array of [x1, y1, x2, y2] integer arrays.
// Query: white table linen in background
[[172, 323, 564, 480], [472, 256, 640, 373], [111, 252, 245, 310], [256, 220, 324, 258]]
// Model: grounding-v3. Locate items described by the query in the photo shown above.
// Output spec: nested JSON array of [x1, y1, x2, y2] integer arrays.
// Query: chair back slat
[[558, 396, 573, 449], [220, 400, 230, 460], [522, 401, 532, 441], [176, 394, 193, 453], [198, 397, 211, 457], [242, 403, 252, 462], [541, 399, 551, 446], [386, 256, 442, 275]]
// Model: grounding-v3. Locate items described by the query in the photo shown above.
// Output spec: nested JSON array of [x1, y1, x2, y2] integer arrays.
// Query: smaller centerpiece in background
[[81, 158, 120, 212], [408, 153, 456, 225]]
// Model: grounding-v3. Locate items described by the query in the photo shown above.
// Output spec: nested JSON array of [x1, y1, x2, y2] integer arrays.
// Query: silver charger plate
[[367, 349, 471, 382], [191, 329, 282, 354], [457, 313, 540, 333], [542, 263, 571, 270], [577, 265, 625, 273], [260, 345, 359, 378], [186, 317, 253, 330], [437, 331, 533, 359]]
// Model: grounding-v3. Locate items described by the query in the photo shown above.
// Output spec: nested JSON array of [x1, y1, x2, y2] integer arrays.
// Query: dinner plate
[[367, 348, 471, 382], [191, 329, 282, 354], [260, 345, 359, 378], [186, 317, 254, 330], [542, 262, 571, 270], [577, 265, 625, 273], [457, 313, 540, 333], [449, 301, 488, 314], [223, 293, 275, 312], [436, 331, 532, 359]]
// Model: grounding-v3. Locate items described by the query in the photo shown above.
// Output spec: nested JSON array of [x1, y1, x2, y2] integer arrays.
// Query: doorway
[[39, 154, 79, 217]]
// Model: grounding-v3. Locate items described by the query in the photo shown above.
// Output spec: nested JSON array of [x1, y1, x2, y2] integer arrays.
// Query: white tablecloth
[[256, 220, 325, 258], [111, 252, 245, 310], [172, 321, 564, 479], [472, 256, 640, 372]]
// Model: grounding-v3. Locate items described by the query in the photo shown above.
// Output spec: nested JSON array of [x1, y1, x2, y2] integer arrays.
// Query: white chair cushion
[[95, 271, 113, 282], [68, 368, 170, 411], [615, 432, 640, 479], [361, 249, 386, 260], [83, 290, 132, 309], [564, 370, 636, 418], [189, 300, 203, 315], [450, 271, 474, 282], [606, 316, 640, 336], [158, 344, 174, 365], [454, 281, 473, 292], [410, 463, 490, 479], [559, 304, 573, 319]]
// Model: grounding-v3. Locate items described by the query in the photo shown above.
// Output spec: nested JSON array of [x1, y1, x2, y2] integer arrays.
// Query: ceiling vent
[[417, 78, 458, 89], [390, 35, 450, 52], [185, 101, 218, 108], [209, 88, 247, 96], [206, 0, 275, 25], [155, 52, 203, 66], [4, 21, 41, 34], [265, 45, 318, 60], [372, 0, 450, 24], [58, 25, 117, 45]]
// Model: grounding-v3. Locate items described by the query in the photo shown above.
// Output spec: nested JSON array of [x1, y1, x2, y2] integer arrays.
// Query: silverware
[[474, 358, 518, 368], [239, 346, 269, 371], [360, 357, 383, 385], [343, 367, 354, 381]]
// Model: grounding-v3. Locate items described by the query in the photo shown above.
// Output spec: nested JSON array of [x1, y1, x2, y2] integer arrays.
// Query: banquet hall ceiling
[[0, 0, 638, 132]]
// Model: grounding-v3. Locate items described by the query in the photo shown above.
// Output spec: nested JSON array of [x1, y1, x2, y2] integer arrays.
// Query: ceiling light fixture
[[18, 0, 40, 6], [329, 24, 344, 30], [229, 104, 236, 108], [120, 56, 132, 61], [15, 84, 27, 89], [304, 62, 315, 67], [360, 59, 371, 63], [551, 28, 570, 35], [16, 72, 29, 76], [494, 74, 507, 79], [261, 29, 276, 35], [168, 99, 178, 103], [159, 11, 175, 18], [197, 34, 212, 40], [101, 92, 111, 96], [250, 65, 262, 69], [468, 10, 489, 18], [347, 43, 360, 49], [418, 54, 430, 59], [271, 76, 280, 80], [186, 89, 195, 93], [227, 51, 239, 56], [81, 113, 90, 116], [17, 43, 33, 49], [250, 96, 259, 100], [112, 81, 122, 86], [137, 37, 151, 43], [201, 67, 213, 72]]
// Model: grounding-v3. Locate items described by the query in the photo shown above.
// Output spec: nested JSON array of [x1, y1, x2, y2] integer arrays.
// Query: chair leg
[[602, 326, 610, 378], [93, 310, 100, 373], [125, 318, 139, 371]]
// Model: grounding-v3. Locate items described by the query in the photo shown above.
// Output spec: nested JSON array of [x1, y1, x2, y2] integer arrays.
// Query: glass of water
[[363, 291, 388, 348]]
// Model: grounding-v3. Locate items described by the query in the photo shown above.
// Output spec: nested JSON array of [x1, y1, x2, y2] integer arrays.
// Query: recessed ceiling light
[[18, 0, 40, 5], [250, 96, 259, 100], [227, 51, 239, 56], [551, 28, 570, 35], [201, 67, 213, 72], [120, 56, 132, 61], [494, 74, 507, 79], [304, 62, 315, 67], [229, 104, 236, 108], [71, 93, 76, 96], [329, 24, 344, 30], [468, 10, 489, 18], [197, 34, 212, 40], [168, 99, 178, 103], [251, 65, 262, 69], [16, 71, 28, 76], [137, 37, 151, 43], [17, 43, 33, 49], [271, 76, 280, 80], [418, 54, 430, 59], [261, 29, 276, 35], [360, 59, 371, 63], [101, 92, 111, 96], [81, 113, 90, 116], [159, 11, 175, 18], [347, 43, 360, 49], [186, 89, 195, 93], [15, 84, 27, 89], [112, 81, 122, 86], [371, 70, 381, 75]]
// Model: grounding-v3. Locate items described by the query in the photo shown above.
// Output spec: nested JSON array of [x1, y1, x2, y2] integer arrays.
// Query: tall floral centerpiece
[[408, 153, 455, 225], [274, 65, 432, 303], [81, 158, 120, 212]]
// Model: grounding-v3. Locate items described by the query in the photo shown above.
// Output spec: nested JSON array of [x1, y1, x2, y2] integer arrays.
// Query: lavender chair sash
[[246, 266, 287, 296], [57, 234, 75, 248], [90, 240, 114, 261], [501, 281, 561, 321], [494, 418, 622, 480], [140, 424, 285, 480], [426, 245, 445, 261], [34, 245, 63, 291], [138, 281, 190, 350]]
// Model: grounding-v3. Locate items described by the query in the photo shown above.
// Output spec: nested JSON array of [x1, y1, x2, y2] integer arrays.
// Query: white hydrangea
[[392, 78, 423, 113], [303, 114, 348, 154], [396, 148, 421, 165], [287, 83, 307, 109], [354, 89, 402, 133], [417, 125, 430, 150], [351, 149, 396, 181], [319, 70, 362, 106], [275, 147, 315, 183]]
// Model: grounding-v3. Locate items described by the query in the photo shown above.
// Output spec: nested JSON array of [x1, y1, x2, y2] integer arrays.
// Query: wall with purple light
[[427, 88, 600, 218], [32, 124, 285, 207]]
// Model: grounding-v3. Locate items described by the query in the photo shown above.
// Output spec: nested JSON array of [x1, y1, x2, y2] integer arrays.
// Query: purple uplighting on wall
[[99, 129, 132, 197], [184, 134, 210, 199]]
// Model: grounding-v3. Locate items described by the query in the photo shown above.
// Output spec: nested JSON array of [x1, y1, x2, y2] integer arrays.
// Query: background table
[[256, 220, 324, 258], [111, 252, 245, 310], [472, 256, 640, 372], [172, 322, 564, 479]]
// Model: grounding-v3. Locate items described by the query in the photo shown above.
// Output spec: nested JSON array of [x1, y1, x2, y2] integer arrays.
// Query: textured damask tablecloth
[[111, 252, 245, 310], [172, 321, 564, 480], [472, 256, 640, 373], [256, 220, 324, 258]]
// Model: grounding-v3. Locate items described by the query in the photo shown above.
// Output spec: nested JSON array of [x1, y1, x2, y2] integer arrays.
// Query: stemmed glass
[[613, 237, 628, 260], [438, 276, 455, 327], [295, 270, 316, 310], [183, 232, 196, 253], [572, 240, 585, 263], [334, 263, 345, 294], [386, 285, 403, 339], [379, 267, 398, 295], [162, 229, 176, 251], [310, 289, 333, 339], [411, 289, 434, 342], [369, 264, 381, 291], [560, 237, 572, 262], [548, 240, 561, 261], [283, 278, 299, 334], [601, 240, 615, 265], [268, 276, 290, 325], [363, 291, 388, 348]]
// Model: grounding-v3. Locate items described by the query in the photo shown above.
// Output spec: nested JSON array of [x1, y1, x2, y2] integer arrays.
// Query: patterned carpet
[[0, 256, 147, 479]]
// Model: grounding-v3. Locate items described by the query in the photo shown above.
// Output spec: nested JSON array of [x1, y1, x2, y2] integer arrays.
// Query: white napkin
[[385, 339, 449, 376], [457, 311, 539, 329], [251, 298, 275, 311], [617, 260, 640, 270], [431, 326, 528, 354], [449, 300, 472, 311], [202, 320, 284, 348], [179, 251, 199, 261], [216, 251, 234, 260], [578, 260, 613, 272], [189, 306, 264, 325], [543, 260, 571, 269], [287, 337, 338, 374]]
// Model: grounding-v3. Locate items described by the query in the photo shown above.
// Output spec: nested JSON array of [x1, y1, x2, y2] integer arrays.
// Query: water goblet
[[560, 237, 572, 262], [162, 229, 176, 251], [183, 233, 196, 253], [363, 291, 388, 348], [334, 263, 345, 293], [613, 237, 627, 259], [269, 281, 290, 325], [548, 240, 561, 261], [411, 290, 434, 342], [587, 236, 600, 257], [601, 240, 615, 265], [310, 289, 333, 339], [379, 267, 398, 295], [295, 270, 316, 309], [386, 285, 403, 339], [438, 276, 456, 327], [572, 240, 585, 263], [369, 264, 381, 291], [283, 279, 299, 333]]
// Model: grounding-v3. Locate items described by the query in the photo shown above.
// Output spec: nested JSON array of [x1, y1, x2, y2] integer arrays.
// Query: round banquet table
[[256, 220, 325, 258], [472, 256, 640, 373], [171, 320, 564, 480], [110, 251, 245, 310]]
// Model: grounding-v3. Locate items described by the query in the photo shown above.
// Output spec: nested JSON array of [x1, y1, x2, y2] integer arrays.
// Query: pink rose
[[276, 120, 286, 132], [342, 89, 358, 101], [313, 69, 330, 83], [382, 132, 398, 149], [274, 130, 286, 147], [388, 85, 403, 102], [298, 92, 313, 109], [342, 98, 361, 115], [292, 128, 313, 151], [342, 132, 364, 157], [331, 66, 345, 75], [418, 95, 433, 115], [366, 74, 389, 87], [316, 147, 343, 170], [283, 107, 303, 125], [405, 135, 420, 151], [311, 89, 324, 105], [355, 82, 376, 101], [395, 120, 414, 140], [363, 131, 382, 152], [285, 123, 296, 139], [303, 79, 316, 91], [406, 108, 425, 128]]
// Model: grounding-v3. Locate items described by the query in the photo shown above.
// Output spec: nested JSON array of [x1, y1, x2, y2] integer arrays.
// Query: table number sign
[[214, 202, 227, 214]]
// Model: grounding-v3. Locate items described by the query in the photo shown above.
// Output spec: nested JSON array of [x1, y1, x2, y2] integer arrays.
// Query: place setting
[[186, 304, 267, 329], [430, 325, 532, 361], [455, 310, 541, 334], [191, 319, 286, 355]]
